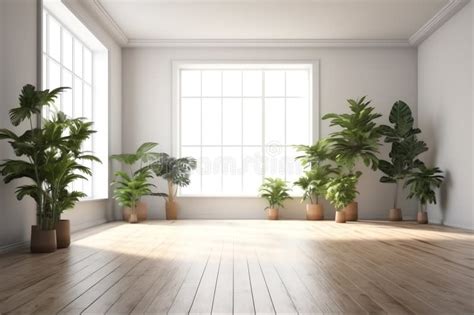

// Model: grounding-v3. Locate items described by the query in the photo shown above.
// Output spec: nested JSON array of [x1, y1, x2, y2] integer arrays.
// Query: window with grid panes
[[177, 64, 313, 196]]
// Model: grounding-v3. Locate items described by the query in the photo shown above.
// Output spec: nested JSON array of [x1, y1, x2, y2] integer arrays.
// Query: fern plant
[[322, 96, 382, 172], [405, 165, 444, 213], [378, 101, 428, 209], [325, 172, 361, 211], [258, 178, 292, 209]]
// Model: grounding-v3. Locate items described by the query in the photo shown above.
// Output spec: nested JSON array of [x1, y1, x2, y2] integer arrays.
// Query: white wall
[[418, 2, 473, 229], [0, 0, 38, 250], [122, 47, 418, 220]]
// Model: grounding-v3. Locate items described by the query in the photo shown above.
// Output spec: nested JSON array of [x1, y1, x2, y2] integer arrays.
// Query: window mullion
[[261, 70, 266, 183], [284, 71, 287, 182], [220, 71, 224, 194], [200, 71, 203, 194]]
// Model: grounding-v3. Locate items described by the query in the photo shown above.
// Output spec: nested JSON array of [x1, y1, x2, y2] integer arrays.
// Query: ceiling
[[80, 0, 463, 46]]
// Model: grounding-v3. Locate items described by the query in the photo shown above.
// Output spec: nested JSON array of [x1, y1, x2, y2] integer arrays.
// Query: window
[[42, 8, 108, 199], [176, 63, 314, 196]]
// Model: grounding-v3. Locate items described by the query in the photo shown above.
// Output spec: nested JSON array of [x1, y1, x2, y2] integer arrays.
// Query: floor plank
[[0, 220, 472, 315]]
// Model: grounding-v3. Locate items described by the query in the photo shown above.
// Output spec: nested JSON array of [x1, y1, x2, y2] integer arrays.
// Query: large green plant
[[405, 165, 444, 213], [259, 178, 292, 209], [325, 173, 361, 211], [0, 85, 98, 230], [294, 138, 331, 169], [150, 154, 197, 203], [378, 101, 428, 209], [322, 97, 382, 172], [110, 142, 162, 214]]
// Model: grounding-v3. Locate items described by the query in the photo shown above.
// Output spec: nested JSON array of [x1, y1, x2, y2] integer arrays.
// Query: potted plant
[[378, 101, 428, 221], [0, 85, 65, 252], [258, 178, 292, 220], [150, 154, 197, 220], [405, 164, 444, 224], [322, 96, 382, 221], [43, 112, 100, 248], [294, 139, 336, 220], [110, 142, 161, 222], [325, 172, 361, 223]]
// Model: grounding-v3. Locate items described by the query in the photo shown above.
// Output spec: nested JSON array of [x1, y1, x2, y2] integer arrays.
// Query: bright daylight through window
[[42, 7, 108, 199], [177, 64, 313, 196]]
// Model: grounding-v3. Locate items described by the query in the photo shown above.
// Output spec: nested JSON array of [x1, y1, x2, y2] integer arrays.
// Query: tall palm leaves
[[322, 97, 382, 171], [0, 84, 98, 230]]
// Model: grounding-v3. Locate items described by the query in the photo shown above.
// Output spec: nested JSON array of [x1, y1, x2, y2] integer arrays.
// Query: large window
[[42, 8, 108, 199], [176, 63, 314, 196]]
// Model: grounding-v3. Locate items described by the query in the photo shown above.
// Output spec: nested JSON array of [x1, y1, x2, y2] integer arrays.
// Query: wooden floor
[[0, 220, 473, 315]]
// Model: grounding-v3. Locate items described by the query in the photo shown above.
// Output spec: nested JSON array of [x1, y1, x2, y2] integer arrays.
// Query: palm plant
[[405, 165, 444, 213], [110, 142, 163, 222], [294, 138, 331, 169], [294, 166, 337, 205], [325, 172, 361, 211], [0, 85, 70, 230], [322, 96, 382, 172], [378, 101, 428, 209], [259, 178, 292, 210]]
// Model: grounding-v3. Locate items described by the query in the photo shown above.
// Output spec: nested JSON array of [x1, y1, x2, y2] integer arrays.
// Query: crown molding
[[409, 0, 470, 46], [90, 0, 128, 45], [126, 38, 410, 48]]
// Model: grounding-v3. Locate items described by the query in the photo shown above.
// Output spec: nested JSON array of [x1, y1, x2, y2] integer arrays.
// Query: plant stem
[[394, 180, 399, 209]]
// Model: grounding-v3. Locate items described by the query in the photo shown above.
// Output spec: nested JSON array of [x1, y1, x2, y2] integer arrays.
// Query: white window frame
[[42, 8, 108, 201], [172, 60, 320, 197]]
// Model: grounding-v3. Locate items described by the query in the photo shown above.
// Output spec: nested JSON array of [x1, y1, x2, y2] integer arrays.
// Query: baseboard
[[0, 240, 29, 254], [70, 218, 108, 233]]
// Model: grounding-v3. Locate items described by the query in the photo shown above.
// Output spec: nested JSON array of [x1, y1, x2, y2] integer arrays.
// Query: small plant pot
[[344, 201, 358, 221], [389, 208, 403, 221], [31, 226, 57, 253], [306, 204, 324, 220], [335, 211, 346, 223], [267, 208, 279, 220], [166, 201, 178, 220], [417, 211, 428, 224], [129, 213, 138, 224], [55, 220, 71, 249], [123, 202, 148, 222]]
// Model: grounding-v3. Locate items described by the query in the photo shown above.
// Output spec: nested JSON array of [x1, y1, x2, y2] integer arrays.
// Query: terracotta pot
[[129, 213, 138, 224], [123, 202, 148, 222], [344, 201, 358, 221], [417, 211, 428, 224], [55, 220, 71, 249], [306, 204, 324, 220], [335, 211, 346, 223], [31, 226, 57, 253], [166, 201, 178, 220], [389, 208, 403, 221], [267, 208, 279, 220]]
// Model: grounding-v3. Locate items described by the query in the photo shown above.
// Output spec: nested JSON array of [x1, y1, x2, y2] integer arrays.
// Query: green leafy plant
[[325, 172, 361, 211], [0, 84, 98, 230], [259, 178, 292, 209], [150, 154, 197, 203], [322, 96, 382, 172], [405, 165, 444, 213], [378, 101, 428, 209], [294, 138, 331, 169], [110, 142, 163, 219], [294, 166, 337, 205], [294, 138, 337, 204]]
